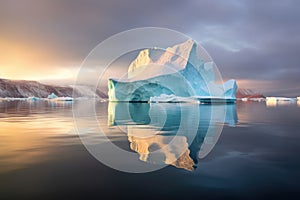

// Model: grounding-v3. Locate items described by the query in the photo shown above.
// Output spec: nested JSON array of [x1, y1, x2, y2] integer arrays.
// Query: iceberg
[[266, 97, 297, 107], [266, 97, 296, 101], [27, 96, 40, 101], [108, 39, 237, 103], [47, 93, 58, 99], [47, 93, 73, 102]]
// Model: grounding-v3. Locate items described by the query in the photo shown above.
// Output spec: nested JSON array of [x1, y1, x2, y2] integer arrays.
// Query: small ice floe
[[55, 97, 74, 101], [252, 98, 265, 102], [266, 97, 296, 107], [149, 94, 235, 103], [238, 98, 265, 102], [150, 94, 198, 103], [266, 97, 296, 103], [2, 97, 27, 101], [27, 96, 40, 101]]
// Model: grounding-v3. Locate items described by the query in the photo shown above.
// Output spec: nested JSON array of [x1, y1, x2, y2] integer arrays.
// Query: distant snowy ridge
[[0, 78, 107, 99], [236, 88, 265, 98]]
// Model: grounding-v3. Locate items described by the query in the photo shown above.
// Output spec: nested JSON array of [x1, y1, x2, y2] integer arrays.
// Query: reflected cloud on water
[[108, 102, 238, 171]]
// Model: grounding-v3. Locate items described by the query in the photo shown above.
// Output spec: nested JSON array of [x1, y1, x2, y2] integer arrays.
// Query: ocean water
[[0, 100, 300, 199]]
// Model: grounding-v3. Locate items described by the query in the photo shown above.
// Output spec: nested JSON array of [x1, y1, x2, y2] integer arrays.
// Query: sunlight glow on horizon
[[0, 38, 78, 82], [0, 66, 77, 82]]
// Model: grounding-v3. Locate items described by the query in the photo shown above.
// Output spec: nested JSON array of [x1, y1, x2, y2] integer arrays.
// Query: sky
[[0, 0, 299, 96]]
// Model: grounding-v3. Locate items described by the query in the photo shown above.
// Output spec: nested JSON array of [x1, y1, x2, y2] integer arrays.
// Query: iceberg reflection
[[108, 102, 237, 171]]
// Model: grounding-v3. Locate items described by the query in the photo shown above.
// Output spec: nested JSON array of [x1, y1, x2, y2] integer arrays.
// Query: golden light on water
[[0, 117, 75, 173], [128, 129, 194, 171], [266, 97, 277, 107]]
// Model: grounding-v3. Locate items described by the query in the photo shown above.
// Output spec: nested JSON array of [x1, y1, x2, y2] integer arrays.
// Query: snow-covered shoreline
[[0, 78, 107, 99], [0, 96, 107, 102]]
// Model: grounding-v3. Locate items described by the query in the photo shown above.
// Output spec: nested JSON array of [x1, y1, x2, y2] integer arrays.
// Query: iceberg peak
[[156, 39, 197, 69], [128, 49, 153, 78], [128, 39, 199, 79], [47, 93, 58, 99]]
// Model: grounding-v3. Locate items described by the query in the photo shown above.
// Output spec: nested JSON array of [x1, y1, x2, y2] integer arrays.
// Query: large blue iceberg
[[108, 39, 237, 103]]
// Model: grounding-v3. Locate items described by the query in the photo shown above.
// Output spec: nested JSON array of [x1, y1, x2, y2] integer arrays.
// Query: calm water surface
[[0, 100, 300, 199]]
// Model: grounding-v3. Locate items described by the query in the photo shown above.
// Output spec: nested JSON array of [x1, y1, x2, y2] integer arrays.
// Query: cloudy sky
[[0, 0, 299, 96]]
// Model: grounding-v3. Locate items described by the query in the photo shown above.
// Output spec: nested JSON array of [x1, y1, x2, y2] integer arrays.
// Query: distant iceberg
[[47, 93, 58, 99], [108, 39, 237, 103], [266, 97, 296, 101], [27, 96, 40, 101], [47, 93, 73, 101], [266, 97, 297, 107]]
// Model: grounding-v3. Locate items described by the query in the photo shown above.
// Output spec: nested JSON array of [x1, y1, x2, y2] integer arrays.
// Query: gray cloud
[[0, 0, 299, 96]]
